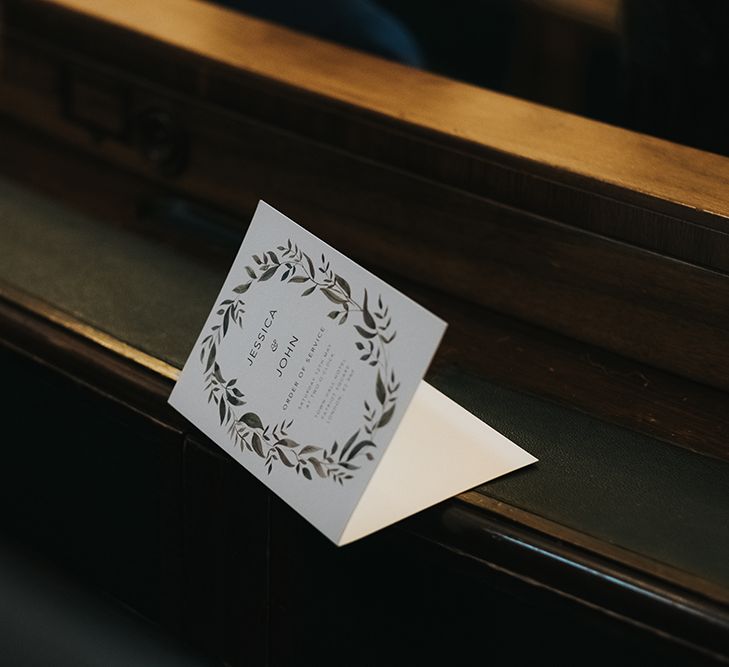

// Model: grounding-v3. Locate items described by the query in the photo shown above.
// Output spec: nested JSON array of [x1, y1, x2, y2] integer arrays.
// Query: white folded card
[[169, 202, 537, 545]]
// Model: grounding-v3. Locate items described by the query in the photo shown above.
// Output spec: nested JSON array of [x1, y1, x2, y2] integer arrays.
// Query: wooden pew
[[1, 1, 727, 663]]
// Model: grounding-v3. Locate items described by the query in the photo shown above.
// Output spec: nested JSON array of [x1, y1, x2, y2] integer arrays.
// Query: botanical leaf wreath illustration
[[199, 239, 399, 485]]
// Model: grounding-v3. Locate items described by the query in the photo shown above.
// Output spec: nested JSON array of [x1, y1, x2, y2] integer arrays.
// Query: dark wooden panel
[[4, 0, 729, 270], [0, 291, 270, 661], [420, 285, 729, 463], [3, 80, 729, 396], [268, 498, 724, 666], [1, 120, 728, 463], [3, 6, 729, 660], [181, 436, 269, 666], [3, 282, 727, 663], [2, 144, 728, 663], [2, 13, 729, 393], [0, 345, 184, 629], [0, 286, 179, 425]]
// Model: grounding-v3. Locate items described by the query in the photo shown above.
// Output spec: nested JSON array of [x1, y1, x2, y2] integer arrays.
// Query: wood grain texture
[[3, 60, 729, 395], [1, 117, 728, 462], [3, 4, 729, 654], [3, 2, 729, 395], [269, 496, 729, 665], [2, 2, 729, 379], [1, 144, 728, 663], [419, 503, 729, 662], [457, 491, 729, 606], [3, 285, 727, 662], [0, 286, 180, 430], [3, 0, 729, 275], [20, 0, 729, 223], [181, 436, 269, 666], [0, 345, 186, 632]]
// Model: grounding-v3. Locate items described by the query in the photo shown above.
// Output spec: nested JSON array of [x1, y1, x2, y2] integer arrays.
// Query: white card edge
[[336, 380, 537, 545]]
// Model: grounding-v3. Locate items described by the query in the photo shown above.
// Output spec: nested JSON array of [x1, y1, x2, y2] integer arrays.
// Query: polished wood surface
[[1, 118, 728, 464], [2, 1, 729, 664], [3, 49, 729, 398], [3, 0, 729, 399], [33, 0, 729, 224], [3, 276, 728, 663], [4, 0, 729, 269]]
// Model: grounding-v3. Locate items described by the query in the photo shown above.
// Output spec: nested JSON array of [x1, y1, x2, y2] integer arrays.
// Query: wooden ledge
[[31, 0, 729, 225]]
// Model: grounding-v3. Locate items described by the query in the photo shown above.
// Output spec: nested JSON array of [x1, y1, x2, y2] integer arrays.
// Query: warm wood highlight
[[34, 0, 729, 226]]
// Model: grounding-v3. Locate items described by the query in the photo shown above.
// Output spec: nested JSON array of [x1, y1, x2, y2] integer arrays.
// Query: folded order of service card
[[169, 202, 536, 545]]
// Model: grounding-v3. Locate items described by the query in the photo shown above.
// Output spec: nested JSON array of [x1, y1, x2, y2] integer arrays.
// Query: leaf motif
[[259, 266, 278, 281], [339, 312, 348, 325], [218, 397, 226, 424], [335, 274, 351, 297], [301, 285, 316, 297], [305, 253, 315, 278], [354, 325, 375, 339], [347, 440, 376, 461], [339, 430, 359, 459], [227, 394, 245, 406], [251, 433, 265, 458], [240, 412, 264, 429], [328, 311, 339, 319], [233, 282, 251, 294], [299, 445, 320, 456], [245, 266, 257, 279], [302, 467, 312, 480], [276, 438, 299, 448], [309, 457, 328, 478], [268, 250, 279, 264], [205, 345, 217, 372], [376, 372, 386, 404], [321, 288, 347, 304], [289, 276, 308, 283], [277, 448, 296, 467], [377, 405, 395, 428], [362, 290, 376, 329], [223, 308, 230, 335]]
